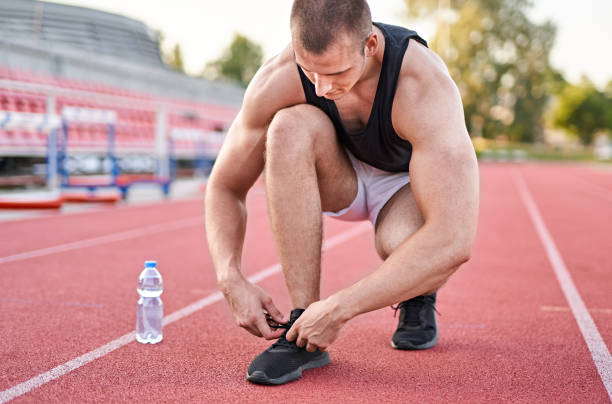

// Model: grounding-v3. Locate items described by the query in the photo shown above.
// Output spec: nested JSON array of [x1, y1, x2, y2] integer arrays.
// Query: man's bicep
[[208, 111, 267, 199], [396, 68, 479, 241], [409, 131, 479, 243]]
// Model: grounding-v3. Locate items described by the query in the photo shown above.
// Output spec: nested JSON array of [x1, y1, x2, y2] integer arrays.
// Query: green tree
[[605, 80, 612, 98], [552, 79, 612, 145], [167, 44, 185, 73], [158, 30, 185, 73], [404, 0, 556, 142], [205, 34, 263, 87]]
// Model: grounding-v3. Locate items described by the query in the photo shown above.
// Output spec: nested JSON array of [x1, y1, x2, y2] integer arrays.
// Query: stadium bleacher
[[0, 68, 236, 156], [0, 0, 242, 189]]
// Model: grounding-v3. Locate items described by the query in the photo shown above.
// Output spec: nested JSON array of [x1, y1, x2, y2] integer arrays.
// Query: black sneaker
[[246, 308, 330, 385], [391, 293, 439, 350]]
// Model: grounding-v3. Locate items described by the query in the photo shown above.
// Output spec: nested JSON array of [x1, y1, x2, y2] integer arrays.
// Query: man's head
[[290, 0, 372, 55], [290, 0, 377, 99]]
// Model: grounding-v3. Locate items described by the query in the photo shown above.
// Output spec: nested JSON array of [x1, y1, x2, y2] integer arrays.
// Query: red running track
[[0, 163, 610, 403]]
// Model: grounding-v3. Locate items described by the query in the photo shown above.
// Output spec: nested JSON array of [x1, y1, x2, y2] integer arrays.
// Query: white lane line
[[0, 222, 371, 403], [514, 172, 612, 400], [0, 216, 205, 266], [571, 174, 612, 204]]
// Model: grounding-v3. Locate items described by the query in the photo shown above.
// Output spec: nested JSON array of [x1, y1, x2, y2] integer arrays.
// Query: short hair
[[290, 0, 372, 54]]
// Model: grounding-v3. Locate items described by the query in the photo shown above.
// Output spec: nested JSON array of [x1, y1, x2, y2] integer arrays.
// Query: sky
[[44, 0, 612, 89]]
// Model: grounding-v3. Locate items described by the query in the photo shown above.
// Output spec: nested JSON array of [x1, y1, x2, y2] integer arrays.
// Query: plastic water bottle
[[136, 260, 163, 344]]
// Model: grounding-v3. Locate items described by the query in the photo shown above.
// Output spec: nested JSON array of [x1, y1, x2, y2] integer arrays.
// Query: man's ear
[[364, 32, 378, 57]]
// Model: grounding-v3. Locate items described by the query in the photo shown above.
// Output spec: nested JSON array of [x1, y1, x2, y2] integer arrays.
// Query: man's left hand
[[285, 298, 348, 352]]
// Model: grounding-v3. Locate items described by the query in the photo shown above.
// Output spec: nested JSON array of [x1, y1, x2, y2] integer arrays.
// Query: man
[[205, 0, 479, 385]]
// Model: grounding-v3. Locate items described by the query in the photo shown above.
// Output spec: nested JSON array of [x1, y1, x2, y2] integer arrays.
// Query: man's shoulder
[[244, 44, 305, 111], [392, 43, 464, 142], [397, 41, 455, 104]]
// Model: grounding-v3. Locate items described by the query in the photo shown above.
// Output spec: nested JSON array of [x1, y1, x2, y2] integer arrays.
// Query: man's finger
[[306, 343, 317, 352], [244, 326, 262, 338], [285, 325, 297, 342], [262, 327, 285, 340], [263, 299, 288, 323], [256, 314, 285, 340], [261, 325, 285, 339], [285, 321, 303, 342], [237, 317, 263, 338]]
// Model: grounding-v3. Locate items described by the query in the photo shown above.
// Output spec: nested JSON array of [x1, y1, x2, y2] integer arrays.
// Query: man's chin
[[323, 91, 345, 100]]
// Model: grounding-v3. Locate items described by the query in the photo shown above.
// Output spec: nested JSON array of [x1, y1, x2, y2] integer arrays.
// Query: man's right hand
[[221, 277, 288, 340]]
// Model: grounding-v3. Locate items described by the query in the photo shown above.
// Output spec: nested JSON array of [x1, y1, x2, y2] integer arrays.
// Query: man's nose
[[314, 74, 332, 97]]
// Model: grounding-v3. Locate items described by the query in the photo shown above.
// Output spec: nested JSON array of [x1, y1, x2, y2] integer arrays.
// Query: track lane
[[518, 164, 612, 377], [0, 186, 362, 396], [3, 164, 611, 402], [575, 165, 612, 190], [1, 222, 372, 403], [1, 193, 253, 390], [0, 198, 207, 258], [7, 221, 381, 404]]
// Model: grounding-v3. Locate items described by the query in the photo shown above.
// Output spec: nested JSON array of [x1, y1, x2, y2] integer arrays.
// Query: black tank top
[[297, 22, 427, 172]]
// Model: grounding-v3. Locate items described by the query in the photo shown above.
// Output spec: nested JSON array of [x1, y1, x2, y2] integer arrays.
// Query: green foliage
[[552, 79, 612, 145], [605, 80, 612, 98], [405, 0, 557, 142], [205, 34, 263, 87], [158, 30, 185, 73], [167, 44, 185, 73]]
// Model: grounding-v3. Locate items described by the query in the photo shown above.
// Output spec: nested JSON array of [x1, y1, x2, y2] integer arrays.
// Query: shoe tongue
[[271, 309, 305, 351], [289, 308, 305, 323]]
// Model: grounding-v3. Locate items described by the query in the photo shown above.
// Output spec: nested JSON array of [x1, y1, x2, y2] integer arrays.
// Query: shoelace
[[391, 295, 441, 327], [265, 312, 291, 330], [265, 312, 299, 350]]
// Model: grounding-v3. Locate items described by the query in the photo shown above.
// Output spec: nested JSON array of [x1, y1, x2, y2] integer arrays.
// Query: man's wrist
[[325, 291, 357, 322], [216, 270, 245, 293]]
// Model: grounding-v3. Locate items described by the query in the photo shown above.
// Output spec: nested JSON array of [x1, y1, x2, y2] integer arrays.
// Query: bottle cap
[[144, 260, 157, 268]]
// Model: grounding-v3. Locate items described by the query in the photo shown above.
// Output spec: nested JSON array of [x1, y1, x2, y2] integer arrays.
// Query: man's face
[[293, 32, 367, 100]]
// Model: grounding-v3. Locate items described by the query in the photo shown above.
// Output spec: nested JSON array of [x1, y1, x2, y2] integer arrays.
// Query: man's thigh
[[266, 104, 357, 213], [374, 183, 424, 260]]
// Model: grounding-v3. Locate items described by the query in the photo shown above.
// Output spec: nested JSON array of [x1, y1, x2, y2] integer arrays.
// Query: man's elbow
[[450, 236, 473, 267], [428, 241, 471, 293], [455, 246, 472, 266], [431, 241, 471, 293], [425, 221, 475, 270], [436, 224, 474, 266]]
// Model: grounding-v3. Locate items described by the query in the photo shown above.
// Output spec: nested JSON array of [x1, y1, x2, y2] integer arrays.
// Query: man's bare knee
[[265, 104, 356, 212], [266, 105, 327, 156]]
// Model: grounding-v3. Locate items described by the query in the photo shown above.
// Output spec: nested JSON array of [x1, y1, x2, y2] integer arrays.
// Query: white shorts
[[324, 150, 411, 225]]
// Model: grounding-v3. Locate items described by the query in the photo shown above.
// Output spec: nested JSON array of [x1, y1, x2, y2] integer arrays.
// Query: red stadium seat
[[1, 67, 237, 157], [2, 94, 17, 111]]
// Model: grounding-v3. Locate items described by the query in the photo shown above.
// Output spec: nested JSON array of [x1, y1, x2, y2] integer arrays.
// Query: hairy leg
[[264, 104, 357, 309]]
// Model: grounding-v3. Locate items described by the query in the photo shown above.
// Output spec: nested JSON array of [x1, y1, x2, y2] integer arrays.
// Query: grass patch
[[472, 138, 611, 163]]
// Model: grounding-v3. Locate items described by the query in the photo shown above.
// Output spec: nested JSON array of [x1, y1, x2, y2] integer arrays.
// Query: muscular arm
[[204, 46, 305, 337], [206, 46, 302, 283], [334, 45, 479, 318], [204, 111, 264, 284]]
